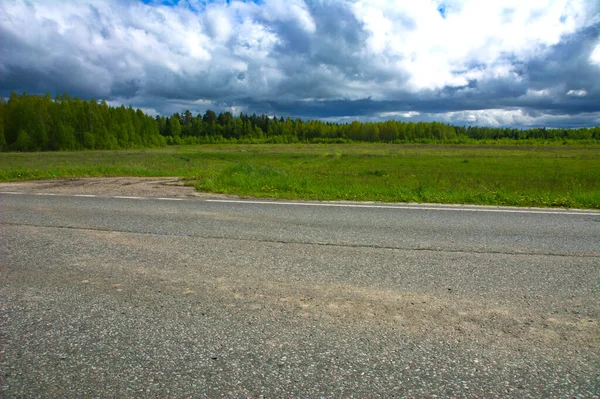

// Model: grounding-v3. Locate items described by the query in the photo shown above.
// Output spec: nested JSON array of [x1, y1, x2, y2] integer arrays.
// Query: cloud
[[0, 0, 599, 128], [380, 111, 421, 118], [567, 89, 588, 97], [591, 43, 600, 65]]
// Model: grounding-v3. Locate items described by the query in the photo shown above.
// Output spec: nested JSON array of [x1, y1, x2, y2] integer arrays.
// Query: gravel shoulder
[[2, 178, 598, 213], [0, 177, 216, 198]]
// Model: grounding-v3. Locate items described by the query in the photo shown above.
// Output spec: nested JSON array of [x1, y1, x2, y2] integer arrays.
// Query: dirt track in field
[[0, 177, 223, 198]]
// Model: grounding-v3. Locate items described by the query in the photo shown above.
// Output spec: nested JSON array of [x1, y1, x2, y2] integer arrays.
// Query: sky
[[1, 0, 599, 128]]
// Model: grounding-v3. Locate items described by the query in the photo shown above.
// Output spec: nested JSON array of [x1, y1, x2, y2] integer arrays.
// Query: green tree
[[15, 128, 31, 151], [190, 116, 204, 137], [156, 116, 167, 136], [167, 117, 182, 138], [56, 123, 76, 150], [82, 131, 95, 149], [203, 110, 217, 124]]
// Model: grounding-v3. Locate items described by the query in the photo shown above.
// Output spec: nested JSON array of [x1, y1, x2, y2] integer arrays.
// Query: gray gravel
[[0, 192, 598, 398]]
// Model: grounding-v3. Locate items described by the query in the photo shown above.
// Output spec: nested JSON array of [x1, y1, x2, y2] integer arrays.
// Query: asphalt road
[[1, 193, 598, 398]]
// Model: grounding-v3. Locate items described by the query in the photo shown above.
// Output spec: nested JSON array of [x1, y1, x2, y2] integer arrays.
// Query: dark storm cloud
[[525, 25, 600, 107], [1, 0, 599, 127]]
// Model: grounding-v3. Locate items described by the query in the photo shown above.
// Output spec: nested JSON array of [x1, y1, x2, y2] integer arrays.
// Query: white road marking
[[205, 199, 600, 216], [1, 191, 598, 216]]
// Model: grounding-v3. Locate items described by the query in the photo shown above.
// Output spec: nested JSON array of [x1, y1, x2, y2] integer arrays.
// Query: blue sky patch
[[438, 4, 447, 19]]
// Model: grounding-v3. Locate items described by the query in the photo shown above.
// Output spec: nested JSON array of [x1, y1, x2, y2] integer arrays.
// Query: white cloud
[[325, 109, 600, 128], [352, 0, 594, 91], [232, 20, 279, 60], [590, 43, 600, 66], [525, 89, 551, 97], [566, 89, 588, 97], [380, 111, 420, 118], [429, 108, 527, 126], [261, 0, 316, 33], [431, 108, 600, 128], [204, 6, 233, 43]]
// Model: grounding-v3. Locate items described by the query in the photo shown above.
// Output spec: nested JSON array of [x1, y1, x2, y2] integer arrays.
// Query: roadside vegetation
[[1, 92, 598, 208], [1, 93, 599, 151], [1, 144, 598, 209]]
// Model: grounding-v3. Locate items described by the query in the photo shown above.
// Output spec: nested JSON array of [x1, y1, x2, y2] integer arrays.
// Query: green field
[[1, 144, 598, 208]]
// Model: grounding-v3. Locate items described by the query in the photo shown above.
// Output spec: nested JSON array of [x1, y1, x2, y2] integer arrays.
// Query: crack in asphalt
[[3, 221, 598, 259]]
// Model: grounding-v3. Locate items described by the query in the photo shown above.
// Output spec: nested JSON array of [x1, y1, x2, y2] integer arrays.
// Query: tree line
[[1, 92, 599, 151], [157, 110, 600, 144], [0, 92, 165, 151]]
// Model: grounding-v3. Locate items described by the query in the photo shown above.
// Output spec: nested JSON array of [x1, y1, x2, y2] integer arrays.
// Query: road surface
[[1, 192, 598, 398]]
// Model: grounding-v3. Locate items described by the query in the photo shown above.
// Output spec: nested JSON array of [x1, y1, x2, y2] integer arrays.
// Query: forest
[[1, 92, 599, 151]]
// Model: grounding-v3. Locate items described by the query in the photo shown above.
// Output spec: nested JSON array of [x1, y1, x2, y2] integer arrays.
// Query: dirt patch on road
[[0, 177, 229, 198]]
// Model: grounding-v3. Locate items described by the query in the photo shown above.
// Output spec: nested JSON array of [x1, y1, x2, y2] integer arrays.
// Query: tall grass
[[1, 144, 598, 208]]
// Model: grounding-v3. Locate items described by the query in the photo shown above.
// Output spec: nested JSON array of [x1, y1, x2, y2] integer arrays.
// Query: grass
[[1, 143, 599, 209]]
